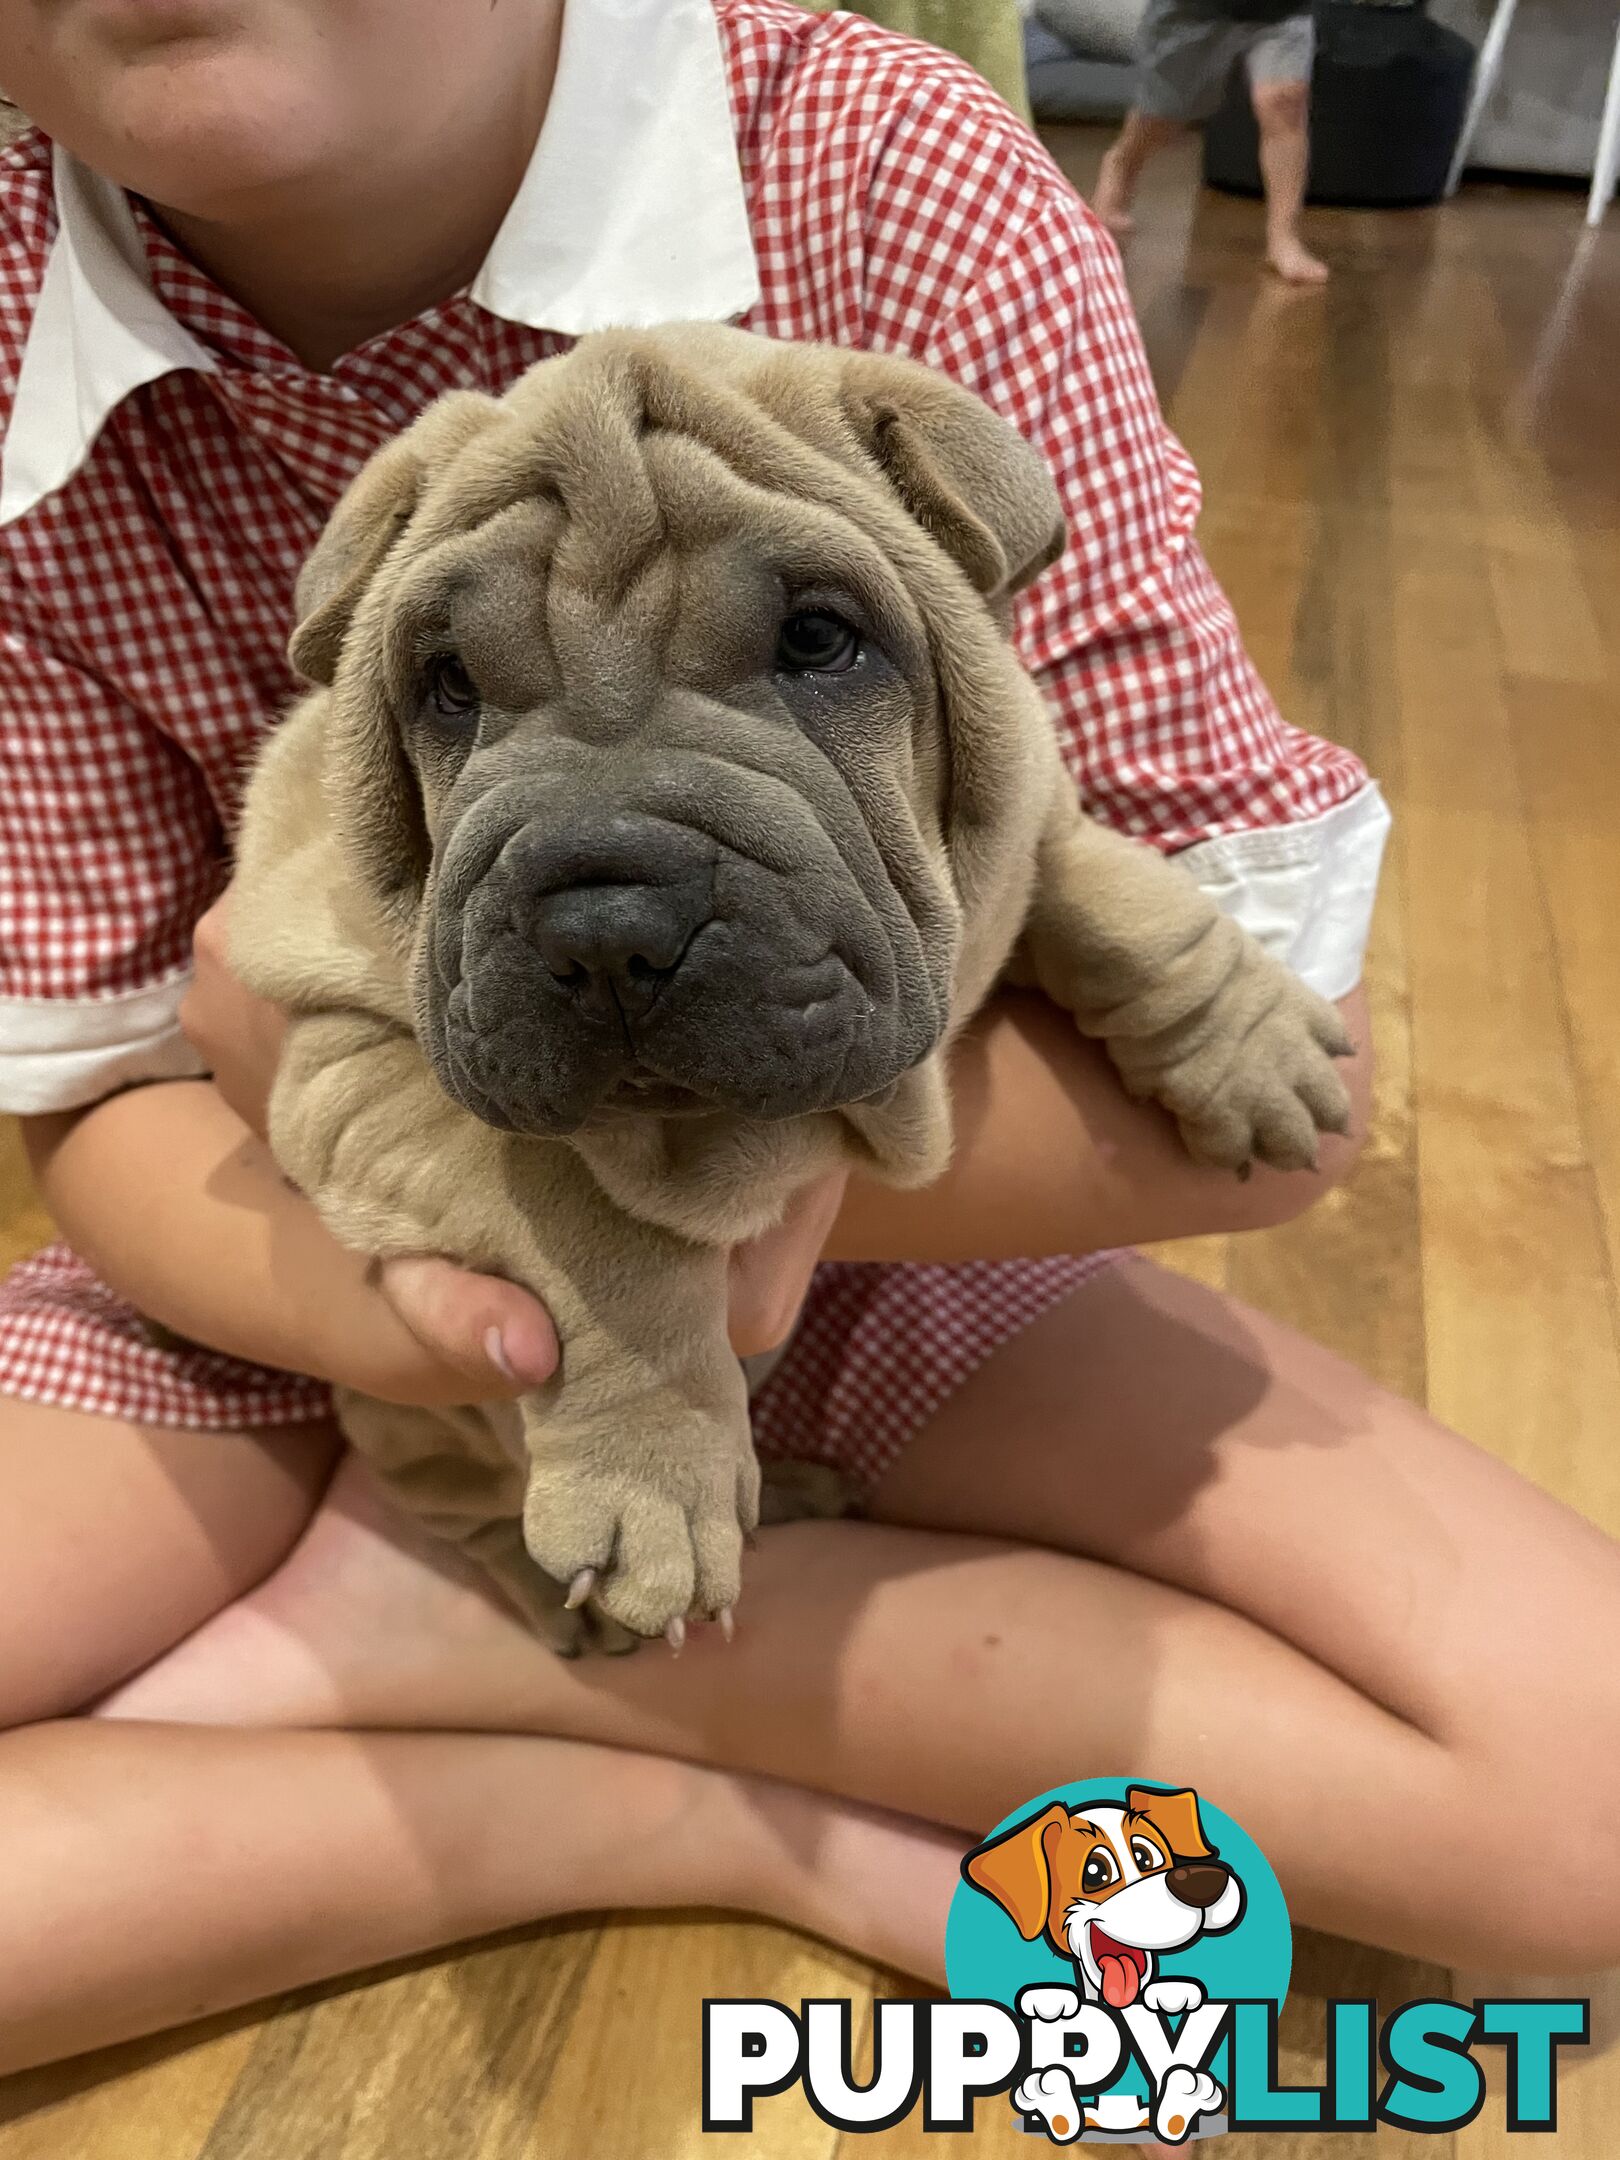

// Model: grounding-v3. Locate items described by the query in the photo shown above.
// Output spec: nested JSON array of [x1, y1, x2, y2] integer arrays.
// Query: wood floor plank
[[1464, 282, 1609, 690], [194, 1922, 604, 2160], [530, 1915, 852, 2159], [1513, 677, 1620, 1317], [0, 2028, 260, 2160], [1387, 324, 1620, 1502]]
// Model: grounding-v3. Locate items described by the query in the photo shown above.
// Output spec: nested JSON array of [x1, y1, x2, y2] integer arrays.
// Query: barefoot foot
[[1091, 154, 1137, 236], [97, 1454, 562, 1727], [1267, 235, 1329, 284], [97, 1453, 755, 1731]]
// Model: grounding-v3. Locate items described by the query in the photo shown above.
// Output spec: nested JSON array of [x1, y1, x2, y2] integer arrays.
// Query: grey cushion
[[1034, 0, 1145, 65], [1025, 19, 1137, 118]]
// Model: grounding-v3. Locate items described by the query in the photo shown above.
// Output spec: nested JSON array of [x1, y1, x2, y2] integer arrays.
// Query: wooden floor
[[2, 133, 1618, 2156]]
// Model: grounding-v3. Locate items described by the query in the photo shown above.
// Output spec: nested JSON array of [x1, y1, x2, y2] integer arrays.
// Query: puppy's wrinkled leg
[[273, 1014, 756, 1647], [1014, 795, 1353, 1174], [513, 1229, 758, 1644]]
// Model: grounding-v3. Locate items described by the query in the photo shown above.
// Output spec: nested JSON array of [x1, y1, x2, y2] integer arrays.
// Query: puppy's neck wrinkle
[[573, 1111, 843, 1251]]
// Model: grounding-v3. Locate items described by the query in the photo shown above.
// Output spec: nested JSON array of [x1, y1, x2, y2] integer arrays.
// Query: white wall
[[1433, 0, 1612, 177]]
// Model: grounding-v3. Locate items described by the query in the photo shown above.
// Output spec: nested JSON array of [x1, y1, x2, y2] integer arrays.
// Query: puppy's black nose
[[1166, 1862, 1229, 1910], [531, 882, 708, 1020]]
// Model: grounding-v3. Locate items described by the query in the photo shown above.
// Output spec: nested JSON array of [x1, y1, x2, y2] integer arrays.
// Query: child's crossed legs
[[4, 1258, 1620, 2075]]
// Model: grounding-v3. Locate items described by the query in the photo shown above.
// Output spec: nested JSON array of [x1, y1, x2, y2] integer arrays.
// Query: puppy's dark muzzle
[[504, 819, 716, 1023], [528, 878, 712, 1026], [425, 803, 933, 1135]]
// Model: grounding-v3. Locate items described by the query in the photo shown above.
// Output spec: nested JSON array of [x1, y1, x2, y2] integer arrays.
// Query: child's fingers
[[727, 1172, 847, 1358], [375, 1254, 559, 1400]]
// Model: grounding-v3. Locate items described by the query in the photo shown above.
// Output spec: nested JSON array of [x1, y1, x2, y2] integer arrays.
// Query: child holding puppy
[[1, 0, 1617, 2077]]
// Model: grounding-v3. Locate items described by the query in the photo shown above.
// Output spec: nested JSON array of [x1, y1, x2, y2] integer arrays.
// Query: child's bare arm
[[22, 1077, 842, 1404], [828, 985, 1370, 1266], [22, 1080, 519, 1405]]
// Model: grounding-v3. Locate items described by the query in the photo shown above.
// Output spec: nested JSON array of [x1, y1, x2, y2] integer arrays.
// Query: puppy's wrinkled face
[[406, 486, 950, 1133], [308, 329, 1062, 1137]]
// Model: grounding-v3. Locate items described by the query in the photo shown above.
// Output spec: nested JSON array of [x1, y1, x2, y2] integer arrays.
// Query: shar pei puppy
[[231, 322, 1350, 1652]]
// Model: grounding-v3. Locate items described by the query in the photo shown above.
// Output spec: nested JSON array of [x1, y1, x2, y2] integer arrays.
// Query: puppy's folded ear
[[290, 390, 504, 687], [839, 354, 1066, 602], [290, 392, 502, 927], [962, 1802, 1072, 1940]]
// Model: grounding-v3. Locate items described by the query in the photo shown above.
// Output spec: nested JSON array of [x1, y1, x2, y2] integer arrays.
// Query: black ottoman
[[1203, 4, 1476, 209]]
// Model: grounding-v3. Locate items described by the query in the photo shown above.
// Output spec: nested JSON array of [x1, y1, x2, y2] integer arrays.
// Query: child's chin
[[60, 41, 345, 213]]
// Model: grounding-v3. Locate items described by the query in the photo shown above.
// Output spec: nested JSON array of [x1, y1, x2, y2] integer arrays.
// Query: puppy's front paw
[[463, 1520, 639, 1658], [1128, 961, 1353, 1175], [501, 1581, 641, 1660], [522, 1432, 760, 1641]]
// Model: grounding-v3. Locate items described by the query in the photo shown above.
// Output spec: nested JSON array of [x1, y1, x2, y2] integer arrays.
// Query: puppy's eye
[[426, 654, 479, 719], [1130, 1840, 1163, 1874], [1081, 1850, 1118, 1893], [776, 609, 860, 674]]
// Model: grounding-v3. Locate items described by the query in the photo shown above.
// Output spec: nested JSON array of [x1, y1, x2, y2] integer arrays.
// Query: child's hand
[[369, 1174, 846, 1406], [369, 1254, 562, 1405], [728, 1172, 847, 1360]]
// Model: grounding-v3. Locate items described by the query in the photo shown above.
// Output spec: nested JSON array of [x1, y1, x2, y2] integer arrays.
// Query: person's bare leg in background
[[1251, 73, 1330, 282], [1093, 109, 1185, 233], [1092, 0, 1327, 281]]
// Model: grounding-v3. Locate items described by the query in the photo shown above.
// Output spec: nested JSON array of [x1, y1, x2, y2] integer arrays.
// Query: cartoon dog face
[[963, 1786, 1246, 2009]]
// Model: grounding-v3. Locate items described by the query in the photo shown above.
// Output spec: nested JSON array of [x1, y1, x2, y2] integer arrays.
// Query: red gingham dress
[[0, 0, 1372, 1493]]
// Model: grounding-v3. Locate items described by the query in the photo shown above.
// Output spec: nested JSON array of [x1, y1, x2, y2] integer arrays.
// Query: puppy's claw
[[564, 1567, 597, 1612], [665, 1616, 687, 1655], [717, 1606, 736, 1643]]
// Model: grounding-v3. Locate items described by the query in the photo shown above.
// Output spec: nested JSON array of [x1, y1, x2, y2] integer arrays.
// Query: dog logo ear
[[1125, 1785, 1215, 1863], [838, 353, 1066, 603], [962, 1802, 1072, 1941]]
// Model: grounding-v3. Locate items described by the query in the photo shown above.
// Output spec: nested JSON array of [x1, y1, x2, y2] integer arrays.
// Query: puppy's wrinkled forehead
[[295, 325, 1065, 930], [385, 335, 929, 705]]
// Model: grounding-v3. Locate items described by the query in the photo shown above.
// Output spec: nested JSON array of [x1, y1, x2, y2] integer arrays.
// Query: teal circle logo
[[946, 1779, 1291, 2143]]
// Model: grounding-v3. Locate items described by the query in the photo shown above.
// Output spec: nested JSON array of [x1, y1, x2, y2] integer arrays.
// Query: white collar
[[0, 0, 759, 529]]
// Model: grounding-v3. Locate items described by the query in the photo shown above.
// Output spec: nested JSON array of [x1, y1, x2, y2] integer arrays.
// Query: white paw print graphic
[[1017, 1983, 1083, 2024], [1143, 1977, 1206, 2017], [1013, 2064, 1085, 2143], [1154, 2064, 1224, 2144]]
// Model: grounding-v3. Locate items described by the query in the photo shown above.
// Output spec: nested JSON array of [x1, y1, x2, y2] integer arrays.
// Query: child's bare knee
[[1455, 1758, 1620, 1973], [1251, 79, 1309, 133]]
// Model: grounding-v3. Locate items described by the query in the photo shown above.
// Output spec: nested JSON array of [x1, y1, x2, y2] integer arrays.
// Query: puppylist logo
[[703, 1779, 1590, 2142]]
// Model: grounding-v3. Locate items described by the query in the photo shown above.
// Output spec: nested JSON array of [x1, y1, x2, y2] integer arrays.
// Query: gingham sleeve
[[860, 90, 1387, 1000], [0, 621, 218, 1113]]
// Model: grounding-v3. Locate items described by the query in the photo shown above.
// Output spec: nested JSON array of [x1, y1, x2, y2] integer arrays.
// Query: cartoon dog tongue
[[1091, 1930, 1143, 2008]]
